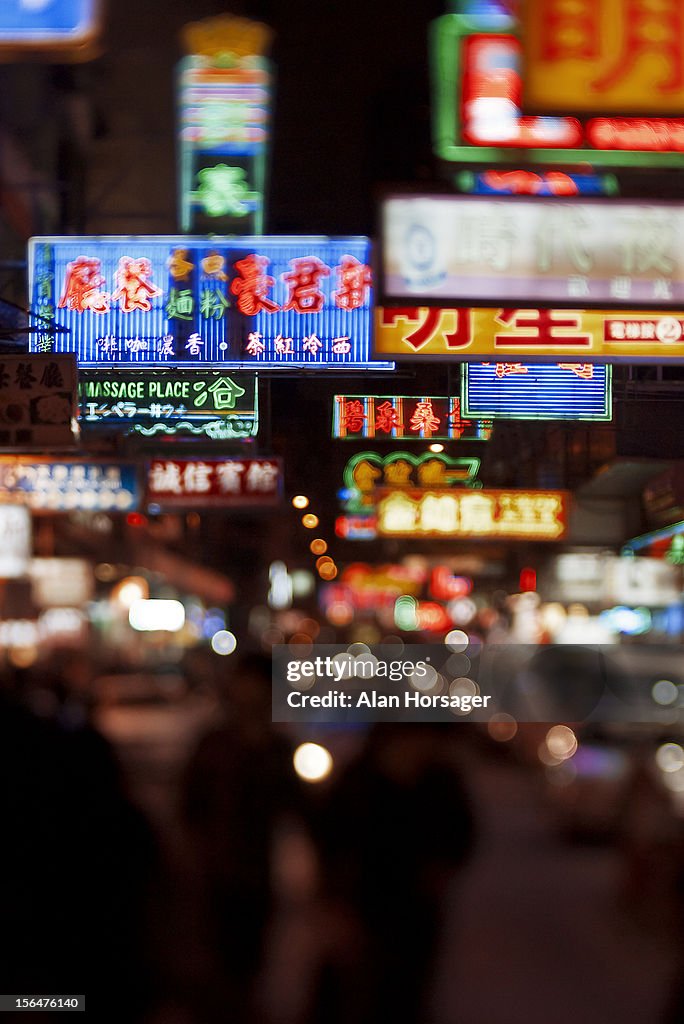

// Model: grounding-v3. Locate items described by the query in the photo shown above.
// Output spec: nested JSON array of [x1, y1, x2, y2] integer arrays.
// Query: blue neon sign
[[29, 235, 392, 370], [462, 363, 612, 421]]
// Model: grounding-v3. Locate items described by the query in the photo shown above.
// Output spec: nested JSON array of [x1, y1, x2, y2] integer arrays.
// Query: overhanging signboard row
[[0, 457, 283, 512], [30, 236, 392, 370], [381, 196, 684, 309], [374, 308, 684, 363]]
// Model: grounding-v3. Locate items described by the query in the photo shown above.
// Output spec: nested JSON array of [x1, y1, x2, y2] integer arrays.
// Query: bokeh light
[[211, 630, 238, 656], [292, 495, 309, 509], [293, 742, 333, 782]]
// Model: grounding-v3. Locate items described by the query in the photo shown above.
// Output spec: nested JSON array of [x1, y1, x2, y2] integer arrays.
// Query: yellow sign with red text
[[374, 308, 684, 362], [522, 0, 684, 115]]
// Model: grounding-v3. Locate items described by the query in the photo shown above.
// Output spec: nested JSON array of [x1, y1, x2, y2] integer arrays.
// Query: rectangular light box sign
[[0, 1, 101, 50], [374, 307, 684, 363], [79, 369, 258, 434], [0, 458, 139, 512], [462, 363, 612, 421], [376, 489, 569, 541], [381, 195, 684, 309], [29, 236, 392, 370], [0, 505, 31, 578], [332, 396, 492, 440], [522, 0, 684, 116], [431, 11, 684, 168], [0, 353, 78, 449], [146, 456, 282, 509]]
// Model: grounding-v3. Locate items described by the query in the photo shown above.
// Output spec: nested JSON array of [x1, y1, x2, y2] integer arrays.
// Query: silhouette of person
[[311, 724, 475, 1024]]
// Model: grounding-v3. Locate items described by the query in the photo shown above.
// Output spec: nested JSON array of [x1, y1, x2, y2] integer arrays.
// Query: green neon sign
[[431, 13, 684, 170]]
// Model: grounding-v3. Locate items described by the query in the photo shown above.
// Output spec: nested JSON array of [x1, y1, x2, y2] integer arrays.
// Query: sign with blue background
[[0, 1, 97, 41], [29, 236, 390, 370], [462, 362, 612, 421]]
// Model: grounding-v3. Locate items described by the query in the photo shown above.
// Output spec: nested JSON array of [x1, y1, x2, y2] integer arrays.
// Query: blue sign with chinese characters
[[29, 236, 391, 370], [462, 362, 612, 421], [0, 458, 139, 512]]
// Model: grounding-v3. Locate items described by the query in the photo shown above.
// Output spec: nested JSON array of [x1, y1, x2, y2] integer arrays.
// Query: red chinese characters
[[283, 256, 329, 313], [230, 254, 280, 315], [334, 255, 372, 310], [112, 257, 162, 313], [381, 308, 472, 351], [58, 256, 110, 314], [495, 309, 592, 348]]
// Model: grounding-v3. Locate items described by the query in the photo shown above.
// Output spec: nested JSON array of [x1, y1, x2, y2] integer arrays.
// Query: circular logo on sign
[[655, 317, 683, 343]]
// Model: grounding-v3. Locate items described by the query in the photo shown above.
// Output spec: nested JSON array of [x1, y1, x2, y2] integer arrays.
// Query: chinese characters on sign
[[382, 196, 684, 308], [332, 396, 493, 440], [30, 237, 389, 370], [462, 363, 612, 420], [0, 459, 138, 512], [146, 457, 282, 508], [522, 0, 684, 115], [375, 307, 684, 362], [178, 15, 273, 234], [343, 453, 482, 516], [0, 353, 78, 449], [376, 489, 569, 540], [78, 370, 258, 438], [432, 10, 684, 167]]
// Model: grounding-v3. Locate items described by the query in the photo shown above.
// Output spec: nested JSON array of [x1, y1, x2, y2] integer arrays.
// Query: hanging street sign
[[78, 369, 258, 438], [462, 362, 612, 421], [0, 353, 78, 450], [332, 395, 492, 440], [29, 235, 392, 370]]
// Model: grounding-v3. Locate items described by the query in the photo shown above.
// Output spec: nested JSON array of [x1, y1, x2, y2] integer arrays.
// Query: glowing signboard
[[29, 236, 390, 370], [381, 195, 684, 309], [146, 457, 282, 509], [332, 396, 492, 440], [0, 353, 78, 449], [343, 451, 481, 500], [522, 0, 684, 116], [462, 363, 612, 420], [0, 1, 101, 59], [0, 505, 31, 578], [457, 170, 617, 197], [376, 489, 569, 540], [0, 458, 138, 512], [178, 15, 273, 234], [79, 370, 258, 438], [374, 307, 684, 363], [431, 11, 684, 167]]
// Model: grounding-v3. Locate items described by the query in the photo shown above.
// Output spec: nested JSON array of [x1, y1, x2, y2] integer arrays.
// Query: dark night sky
[[96, 0, 446, 236]]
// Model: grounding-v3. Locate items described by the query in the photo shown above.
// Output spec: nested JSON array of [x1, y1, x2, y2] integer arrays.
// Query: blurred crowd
[[1, 652, 684, 1024]]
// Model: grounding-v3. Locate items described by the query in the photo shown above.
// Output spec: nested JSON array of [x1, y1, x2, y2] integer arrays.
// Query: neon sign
[[522, 0, 684, 117], [375, 307, 684, 363], [178, 15, 272, 234], [79, 370, 258, 438], [462, 363, 612, 420], [376, 489, 569, 540], [458, 170, 617, 197], [146, 457, 282, 509], [343, 451, 481, 501], [431, 11, 684, 167], [0, 458, 139, 512], [332, 396, 492, 440], [29, 236, 391, 370], [381, 195, 684, 309]]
